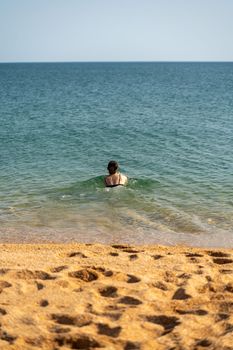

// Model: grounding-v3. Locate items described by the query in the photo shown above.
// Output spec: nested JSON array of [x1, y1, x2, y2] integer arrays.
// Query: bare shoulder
[[104, 175, 110, 184], [120, 173, 128, 184]]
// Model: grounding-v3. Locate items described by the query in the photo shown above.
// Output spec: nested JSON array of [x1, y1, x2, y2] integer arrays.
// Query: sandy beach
[[0, 243, 232, 349]]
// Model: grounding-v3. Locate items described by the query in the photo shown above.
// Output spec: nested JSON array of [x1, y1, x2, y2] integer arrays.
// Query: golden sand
[[0, 243, 233, 349]]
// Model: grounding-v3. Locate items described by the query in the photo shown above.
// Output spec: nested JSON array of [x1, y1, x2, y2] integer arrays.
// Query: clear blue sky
[[0, 0, 233, 62]]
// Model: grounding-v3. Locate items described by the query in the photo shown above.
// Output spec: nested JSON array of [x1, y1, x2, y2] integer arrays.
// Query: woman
[[105, 160, 127, 188]]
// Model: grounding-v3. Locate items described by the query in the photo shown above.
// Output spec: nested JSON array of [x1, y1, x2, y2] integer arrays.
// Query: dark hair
[[107, 160, 119, 175]]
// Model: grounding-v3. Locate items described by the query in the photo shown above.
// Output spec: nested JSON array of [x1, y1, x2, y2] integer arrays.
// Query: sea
[[0, 62, 233, 247]]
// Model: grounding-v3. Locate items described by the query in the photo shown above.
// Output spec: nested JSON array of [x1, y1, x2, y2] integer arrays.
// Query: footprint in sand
[[123, 249, 142, 253], [219, 301, 233, 313], [205, 275, 212, 282], [152, 255, 163, 260], [0, 330, 17, 345], [13, 269, 54, 280], [213, 258, 233, 265], [109, 252, 119, 257], [49, 325, 71, 334], [219, 269, 233, 274], [0, 307, 7, 315], [216, 313, 230, 321], [145, 315, 181, 335], [196, 339, 212, 347], [127, 274, 141, 283], [188, 257, 200, 263], [108, 271, 140, 283], [68, 269, 99, 282], [153, 281, 168, 291], [35, 281, 44, 290], [83, 265, 114, 277], [0, 280, 12, 294], [185, 253, 203, 258], [51, 313, 92, 327], [118, 296, 142, 305], [164, 271, 176, 283], [0, 281, 12, 289], [54, 334, 101, 349], [208, 251, 230, 258], [124, 341, 141, 350], [129, 254, 138, 261], [99, 286, 118, 298], [224, 283, 233, 293], [39, 299, 49, 307], [111, 244, 128, 249], [68, 252, 87, 258], [101, 312, 122, 321], [82, 266, 141, 284], [178, 273, 192, 280], [176, 309, 208, 316], [223, 323, 233, 335], [97, 323, 122, 338], [172, 288, 191, 300], [111, 245, 142, 254], [50, 265, 68, 273]]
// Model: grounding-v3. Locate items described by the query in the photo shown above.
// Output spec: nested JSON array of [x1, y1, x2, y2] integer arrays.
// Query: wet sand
[[0, 243, 233, 349]]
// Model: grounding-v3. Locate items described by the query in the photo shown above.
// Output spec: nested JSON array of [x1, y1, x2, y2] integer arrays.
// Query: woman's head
[[107, 160, 119, 175]]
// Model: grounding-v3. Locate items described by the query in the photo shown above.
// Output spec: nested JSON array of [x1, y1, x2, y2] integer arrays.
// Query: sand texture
[[0, 243, 233, 349]]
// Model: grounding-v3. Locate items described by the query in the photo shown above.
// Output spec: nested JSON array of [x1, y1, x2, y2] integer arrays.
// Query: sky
[[0, 0, 233, 62]]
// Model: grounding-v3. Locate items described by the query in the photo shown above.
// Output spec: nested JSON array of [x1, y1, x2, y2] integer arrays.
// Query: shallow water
[[0, 62, 233, 246]]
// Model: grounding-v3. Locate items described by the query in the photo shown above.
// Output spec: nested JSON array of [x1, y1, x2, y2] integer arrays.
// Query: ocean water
[[0, 62, 233, 247]]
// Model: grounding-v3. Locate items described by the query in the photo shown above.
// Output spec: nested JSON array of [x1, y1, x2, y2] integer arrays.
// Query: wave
[[46, 176, 161, 199], [2, 175, 232, 243]]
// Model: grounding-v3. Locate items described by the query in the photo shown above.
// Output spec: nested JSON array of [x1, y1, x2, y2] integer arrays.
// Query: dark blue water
[[0, 62, 233, 246]]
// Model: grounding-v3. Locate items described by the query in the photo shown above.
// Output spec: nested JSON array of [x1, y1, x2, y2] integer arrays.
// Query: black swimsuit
[[106, 183, 124, 188], [105, 174, 124, 188]]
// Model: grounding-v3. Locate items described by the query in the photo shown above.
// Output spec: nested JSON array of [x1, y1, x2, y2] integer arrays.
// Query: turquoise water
[[0, 62, 233, 246]]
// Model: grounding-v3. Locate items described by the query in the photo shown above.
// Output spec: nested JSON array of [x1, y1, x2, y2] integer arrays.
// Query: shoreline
[[1, 226, 233, 248], [0, 243, 233, 349]]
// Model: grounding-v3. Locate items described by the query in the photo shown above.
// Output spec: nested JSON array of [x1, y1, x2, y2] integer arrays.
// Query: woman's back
[[105, 172, 127, 187], [105, 160, 127, 187]]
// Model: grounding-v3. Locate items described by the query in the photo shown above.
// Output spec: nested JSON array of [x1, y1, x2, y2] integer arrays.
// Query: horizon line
[[0, 60, 233, 64]]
